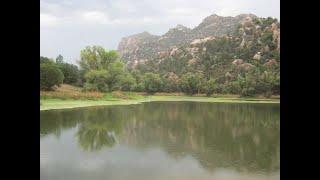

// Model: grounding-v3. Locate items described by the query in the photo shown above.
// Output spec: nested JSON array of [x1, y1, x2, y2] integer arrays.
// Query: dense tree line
[[40, 17, 280, 97], [40, 55, 80, 90]]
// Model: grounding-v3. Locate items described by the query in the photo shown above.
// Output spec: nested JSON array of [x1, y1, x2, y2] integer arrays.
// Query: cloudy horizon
[[40, 0, 280, 64]]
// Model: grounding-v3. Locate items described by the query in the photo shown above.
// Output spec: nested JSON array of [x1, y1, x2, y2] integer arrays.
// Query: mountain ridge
[[117, 13, 260, 65]]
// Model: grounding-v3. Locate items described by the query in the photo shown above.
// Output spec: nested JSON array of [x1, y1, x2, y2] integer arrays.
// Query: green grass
[[40, 98, 146, 111], [40, 84, 279, 111], [40, 95, 279, 111]]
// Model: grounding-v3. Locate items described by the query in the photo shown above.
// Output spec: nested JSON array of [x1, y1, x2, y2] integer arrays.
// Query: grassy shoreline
[[40, 95, 279, 111], [40, 85, 279, 111]]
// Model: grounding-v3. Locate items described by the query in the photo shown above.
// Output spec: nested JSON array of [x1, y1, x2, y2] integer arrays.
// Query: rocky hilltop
[[117, 31, 160, 65], [117, 13, 259, 66], [120, 14, 280, 96], [192, 13, 257, 37]]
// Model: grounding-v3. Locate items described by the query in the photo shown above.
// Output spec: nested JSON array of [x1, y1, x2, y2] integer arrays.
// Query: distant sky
[[40, 0, 280, 64]]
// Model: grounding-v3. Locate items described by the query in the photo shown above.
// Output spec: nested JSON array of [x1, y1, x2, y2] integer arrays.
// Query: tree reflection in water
[[40, 102, 279, 173], [77, 123, 116, 151]]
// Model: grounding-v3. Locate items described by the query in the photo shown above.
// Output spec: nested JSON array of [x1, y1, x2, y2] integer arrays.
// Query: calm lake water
[[40, 102, 280, 180]]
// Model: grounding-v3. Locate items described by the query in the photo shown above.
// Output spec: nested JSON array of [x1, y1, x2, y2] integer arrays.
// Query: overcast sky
[[40, 0, 280, 64]]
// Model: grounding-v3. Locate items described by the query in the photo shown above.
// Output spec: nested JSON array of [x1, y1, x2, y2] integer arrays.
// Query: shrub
[[83, 70, 109, 92], [40, 64, 64, 90], [203, 79, 216, 96], [120, 73, 136, 91], [58, 63, 79, 85], [180, 73, 203, 95], [143, 73, 162, 94]]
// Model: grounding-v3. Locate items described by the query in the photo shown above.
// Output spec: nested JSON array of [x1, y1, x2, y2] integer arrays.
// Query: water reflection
[[40, 102, 279, 177]]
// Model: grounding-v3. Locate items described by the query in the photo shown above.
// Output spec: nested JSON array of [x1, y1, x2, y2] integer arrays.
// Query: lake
[[40, 101, 280, 180]]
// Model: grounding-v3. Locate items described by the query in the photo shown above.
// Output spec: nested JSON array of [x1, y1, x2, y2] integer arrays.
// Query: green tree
[[180, 73, 203, 95], [58, 63, 79, 85], [224, 81, 241, 94], [263, 17, 278, 28], [237, 73, 257, 97], [143, 73, 162, 93], [79, 45, 119, 72], [130, 69, 144, 91], [161, 72, 181, 92], [272, 73, 280, 95], [256, 71, 279, 98], [79, 46, 125, 92], [261, 32, 274, 48], [83, 62, 125, 92], [40, 63, 64, 90], [78, 69, 86, 87], [120, 73, 136, 91], [203, 79, 216, 96], [40, 56, 54, 65], [104, 61, 125, 91], [56, 54, 64, 64], [84, 70, 108, 92]]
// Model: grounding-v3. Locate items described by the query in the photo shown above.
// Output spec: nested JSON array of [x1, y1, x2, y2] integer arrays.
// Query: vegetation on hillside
[[40, 17, 279, 98]]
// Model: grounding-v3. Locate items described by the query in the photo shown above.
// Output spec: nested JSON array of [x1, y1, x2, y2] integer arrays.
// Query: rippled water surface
[[40, 102, 280, 180]]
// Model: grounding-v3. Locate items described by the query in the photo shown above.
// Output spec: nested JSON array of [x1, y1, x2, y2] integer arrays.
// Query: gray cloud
[[40, 0, 280, 64]]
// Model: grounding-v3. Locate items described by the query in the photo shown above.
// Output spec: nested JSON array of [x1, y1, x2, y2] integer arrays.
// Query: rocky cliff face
[[192, 14, 257, 38], [132, 15, 280, 79], [117, 31, 160, 65], [117, 13, 259, 67]]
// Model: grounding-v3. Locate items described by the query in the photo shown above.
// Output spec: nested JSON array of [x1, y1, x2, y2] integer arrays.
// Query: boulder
[[186, 47, 199, 54], [273, 30, 280, 50], [240, 63, 255, 71], [240, 38, 246, 48], [253, 52, 261, 60], [170, 47, 183, 56], [188, 58, 198, 65], [264, 59, 278, 67], [255, 25, 261, 30], [271, 23, 278, 31], [157, 51, 169, 58], [190, 36, 215, 45], [232, 59, 244, 65], [242, 17, 254, 27], [202, 47, 207, 52], [225, 72, 232, 78]]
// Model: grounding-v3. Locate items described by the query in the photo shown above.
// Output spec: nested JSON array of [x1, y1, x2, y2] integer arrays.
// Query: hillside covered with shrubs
[[40, 14, 279, 98]]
